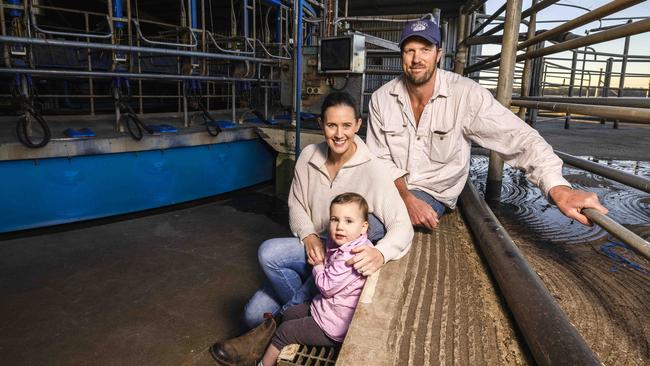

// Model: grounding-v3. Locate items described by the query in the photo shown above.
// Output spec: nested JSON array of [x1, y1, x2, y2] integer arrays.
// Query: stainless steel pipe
[[511, 100, 650, 124], [0, 68, 280, 83], [0, 35, 276, 63], [513, 96, 650, 109], [555, 150, 650, 193], [583, 208, 650, 261]]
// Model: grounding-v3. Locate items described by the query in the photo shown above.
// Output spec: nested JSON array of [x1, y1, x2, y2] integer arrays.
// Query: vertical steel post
[[454, 11, 468, 75], [485, 0, 523, 202], [603, 57, 613, 98], [293, 0, 303, 157], [618, 19, 632, 98], [242, 0, 249, 39], [600, 57, 613, 127], [84, 13, 95, 116], [564, 50, 578, 129], [517, 0, 538, 123], [578, 31, 589, 97], [232, 81, 236, 123], [541, 62, 547, 95]]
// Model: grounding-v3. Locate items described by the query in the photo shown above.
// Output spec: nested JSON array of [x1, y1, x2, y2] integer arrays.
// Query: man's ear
[[318, 117, 323, 129]]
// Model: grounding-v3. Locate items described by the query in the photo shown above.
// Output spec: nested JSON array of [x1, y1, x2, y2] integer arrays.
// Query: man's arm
[[466, 85, 607, 224]]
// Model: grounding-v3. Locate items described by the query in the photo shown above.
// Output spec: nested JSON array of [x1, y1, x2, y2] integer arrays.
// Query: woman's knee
[[243, 287, 281, 329], [257, 237, 302, 269], [258, 238, 284, 269]]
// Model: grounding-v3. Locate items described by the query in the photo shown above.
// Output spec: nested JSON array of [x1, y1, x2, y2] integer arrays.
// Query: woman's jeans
[[242, 190, 445, 329]]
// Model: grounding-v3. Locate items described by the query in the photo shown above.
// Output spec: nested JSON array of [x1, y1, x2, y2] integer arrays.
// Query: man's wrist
[[548, 185, 572, 205]]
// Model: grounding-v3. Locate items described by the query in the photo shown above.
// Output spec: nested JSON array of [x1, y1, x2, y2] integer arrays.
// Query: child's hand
[[308, 256, 324, 266], [304, 234, 325, 265]]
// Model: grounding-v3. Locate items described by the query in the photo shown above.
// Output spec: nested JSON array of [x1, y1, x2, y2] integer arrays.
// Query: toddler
[[259, 192, 371, 365]]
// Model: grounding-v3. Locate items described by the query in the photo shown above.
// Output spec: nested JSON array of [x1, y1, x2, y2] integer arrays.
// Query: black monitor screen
[[320, 38, 351, 71]]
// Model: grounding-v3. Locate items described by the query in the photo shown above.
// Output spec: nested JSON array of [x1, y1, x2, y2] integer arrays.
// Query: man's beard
[[405, 66, 435, 86]]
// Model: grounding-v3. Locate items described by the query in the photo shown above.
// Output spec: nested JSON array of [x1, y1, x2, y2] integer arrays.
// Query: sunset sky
[[480, 0, 650, 90]]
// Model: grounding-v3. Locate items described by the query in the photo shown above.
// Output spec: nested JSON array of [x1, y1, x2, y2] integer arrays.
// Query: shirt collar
[[327, 233, 368, 254], [389, 69, 450, 104], [308, 135, 372, 169]]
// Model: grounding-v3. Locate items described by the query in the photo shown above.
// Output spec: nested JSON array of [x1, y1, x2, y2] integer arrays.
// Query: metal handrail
[[583, 208, 650, 261], [206, 31, 255, 55], [514, 96, 650, 109], [554, 150, 650, 193], [132, 20, 198, 48], [467, 18, 650, 74], [255, 39, 292, 60], [510, 99, 650, 124], [464, 0, 646, 74], [0, 36, 277, 64], [0, 67, 280, 83], [30, 8, 113, 39]]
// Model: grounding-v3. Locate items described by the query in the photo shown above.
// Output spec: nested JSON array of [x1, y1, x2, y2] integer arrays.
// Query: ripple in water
[[470, 155, 650, 273]]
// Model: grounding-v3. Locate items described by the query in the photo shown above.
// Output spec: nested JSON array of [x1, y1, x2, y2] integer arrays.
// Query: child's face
[[329, 202, 369, 246]]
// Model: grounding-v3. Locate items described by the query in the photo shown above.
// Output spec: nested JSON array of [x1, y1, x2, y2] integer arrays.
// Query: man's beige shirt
[[366, 69, 570, 209]]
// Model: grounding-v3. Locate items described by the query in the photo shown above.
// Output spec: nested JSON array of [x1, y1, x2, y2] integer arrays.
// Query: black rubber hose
[[196, 99, 221, 137], [125, 113, 144, 141], [120, 101, 153, 141], [16, 106, 51, 148]]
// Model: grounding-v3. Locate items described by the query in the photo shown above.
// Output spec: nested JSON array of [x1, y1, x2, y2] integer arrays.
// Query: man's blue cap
[[399, 17, 441, 48]]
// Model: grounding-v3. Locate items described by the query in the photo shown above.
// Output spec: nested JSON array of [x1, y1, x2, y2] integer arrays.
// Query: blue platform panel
[[0, 139, 274, 233]]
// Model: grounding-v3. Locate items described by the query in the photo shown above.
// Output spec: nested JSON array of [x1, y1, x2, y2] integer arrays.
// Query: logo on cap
[[411, 21, 428, 32]]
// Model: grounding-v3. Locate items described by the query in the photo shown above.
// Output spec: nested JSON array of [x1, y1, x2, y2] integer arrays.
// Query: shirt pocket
[[380, 119, 408, 165], [428, 126, 457, 163]]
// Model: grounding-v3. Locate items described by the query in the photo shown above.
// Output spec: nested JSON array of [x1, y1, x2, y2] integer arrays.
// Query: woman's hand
[[346, 245, 385, 276], [304, 234, 325, 266]]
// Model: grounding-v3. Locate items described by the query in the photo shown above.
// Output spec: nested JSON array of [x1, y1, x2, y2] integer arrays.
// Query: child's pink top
[[310, 234, 369, 342]]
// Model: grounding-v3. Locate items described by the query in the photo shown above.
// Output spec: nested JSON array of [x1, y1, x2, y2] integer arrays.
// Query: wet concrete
[[534, 119, 650, 161], [0, 184, 289, 366]]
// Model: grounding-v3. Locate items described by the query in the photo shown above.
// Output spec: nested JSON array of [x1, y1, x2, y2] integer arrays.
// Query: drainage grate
[[277, 344, 339, 366]]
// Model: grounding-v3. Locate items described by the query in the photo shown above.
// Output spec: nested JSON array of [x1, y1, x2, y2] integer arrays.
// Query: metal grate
[[277, 344, 339, 366]]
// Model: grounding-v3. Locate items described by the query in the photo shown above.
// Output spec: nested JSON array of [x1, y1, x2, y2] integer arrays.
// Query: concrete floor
[[534, 118, 650, 161], [0, 184, 288, 366]]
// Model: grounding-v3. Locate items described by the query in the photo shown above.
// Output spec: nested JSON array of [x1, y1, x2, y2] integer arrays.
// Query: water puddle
[[470, 155, 650, 274]]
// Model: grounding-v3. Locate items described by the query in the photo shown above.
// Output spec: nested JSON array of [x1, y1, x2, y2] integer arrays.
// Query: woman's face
[[321, 104, 361, 159]]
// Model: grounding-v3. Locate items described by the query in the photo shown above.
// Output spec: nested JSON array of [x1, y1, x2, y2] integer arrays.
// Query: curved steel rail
[[132, 20, 198, 48]]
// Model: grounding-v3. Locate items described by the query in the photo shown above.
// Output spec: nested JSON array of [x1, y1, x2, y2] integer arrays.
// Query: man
[[366, 16, 608, 229]]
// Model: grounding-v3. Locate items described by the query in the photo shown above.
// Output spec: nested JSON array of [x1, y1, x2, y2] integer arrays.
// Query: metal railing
[[456, 1, 650, 363]]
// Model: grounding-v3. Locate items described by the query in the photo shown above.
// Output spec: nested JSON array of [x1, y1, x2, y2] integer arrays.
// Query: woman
[[210, 92, 413, 365]]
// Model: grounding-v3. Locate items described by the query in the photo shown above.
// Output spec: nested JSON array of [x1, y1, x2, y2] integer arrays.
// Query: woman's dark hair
[[320, 91, 361, 121], [330, 192, 369, 221]]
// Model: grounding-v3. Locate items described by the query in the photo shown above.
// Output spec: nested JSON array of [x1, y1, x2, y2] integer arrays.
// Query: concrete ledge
[[0, 126, 259, 161]]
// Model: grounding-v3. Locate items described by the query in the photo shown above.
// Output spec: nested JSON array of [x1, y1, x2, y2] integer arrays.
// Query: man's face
[[401, 37, 442, 86]]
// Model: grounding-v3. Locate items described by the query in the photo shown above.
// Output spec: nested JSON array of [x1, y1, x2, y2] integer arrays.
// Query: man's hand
[[549, 185, 608, 226], [345, 245, 385, 276], [404, 193, 439, 230], [395, 177, 439, 230], [304, 234, 325, 266]]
